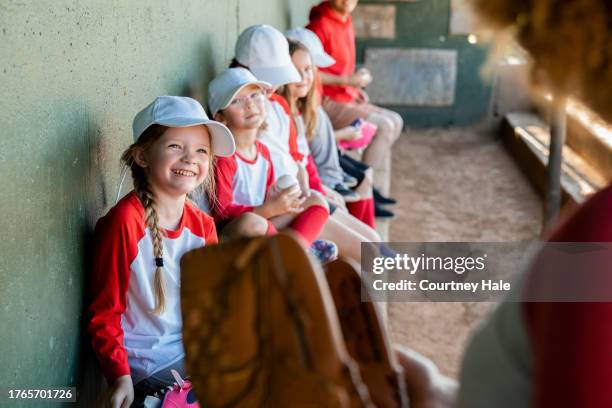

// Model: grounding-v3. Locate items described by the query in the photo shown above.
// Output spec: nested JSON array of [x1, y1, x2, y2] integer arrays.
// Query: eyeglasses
[[229, 91, 265, 108]]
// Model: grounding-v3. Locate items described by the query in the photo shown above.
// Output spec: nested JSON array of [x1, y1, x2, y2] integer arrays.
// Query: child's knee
[[219, 212, 268, 241], [378, 118, 396, 143], [235, 212, 269, 236], [368, 115, 395, 146], [388, 110, 404, 136], [370, 229, 382, 242], [304, 191, 329, 212]]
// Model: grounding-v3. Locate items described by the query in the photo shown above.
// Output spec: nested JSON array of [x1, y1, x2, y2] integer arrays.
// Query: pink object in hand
[[338, 119, 377, 150], [161, 370, 201, 408]]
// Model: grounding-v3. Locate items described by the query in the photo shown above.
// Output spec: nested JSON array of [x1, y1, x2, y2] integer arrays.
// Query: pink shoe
[[338, 119, 377, 150], [161, 370, 200, 408]]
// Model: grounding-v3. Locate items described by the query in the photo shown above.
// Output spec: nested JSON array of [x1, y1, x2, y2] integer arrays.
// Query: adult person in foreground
[[459, 0, 612, 406], [307, 0, 403, 177]]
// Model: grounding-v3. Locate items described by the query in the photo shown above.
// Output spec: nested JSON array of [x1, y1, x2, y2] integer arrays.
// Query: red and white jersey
[[259, 94, 300, 180], [88, 191, 217, 384], [213, 140, 275, 222]]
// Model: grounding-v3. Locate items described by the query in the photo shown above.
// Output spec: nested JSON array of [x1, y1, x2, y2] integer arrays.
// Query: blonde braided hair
[[137, 175, 168, 315]]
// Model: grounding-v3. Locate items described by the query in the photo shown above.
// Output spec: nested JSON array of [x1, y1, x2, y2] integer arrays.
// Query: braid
[[121, 124, 169, 315], [120, 123, 216, 315], [134, 173, 167, 315]]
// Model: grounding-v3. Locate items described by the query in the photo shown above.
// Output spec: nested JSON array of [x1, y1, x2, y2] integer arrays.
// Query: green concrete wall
[[357, 0, 492, 127], [0, 1, 297, 405]]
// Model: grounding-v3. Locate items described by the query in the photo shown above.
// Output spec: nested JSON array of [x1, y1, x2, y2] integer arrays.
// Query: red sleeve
[[88, 202, 142, 384], [307, 16, 336, 79], [183, 198, 219, 245], [306, 154, 324, 194], [525, 185, 612, 407], [213, 155, 254, 222], [270, 94, 303, 163], [204, 213, 218, 245], [307, 9, 358, 102]]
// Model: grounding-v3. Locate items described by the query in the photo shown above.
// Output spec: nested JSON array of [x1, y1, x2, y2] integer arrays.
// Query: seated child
[[208, 67, 330, 249], [280, 39, 384, 249], [232, 24, 303, 184], [88, 96, 235, 407], [231, 24, 378, 263], [284, 29, 378, 222]]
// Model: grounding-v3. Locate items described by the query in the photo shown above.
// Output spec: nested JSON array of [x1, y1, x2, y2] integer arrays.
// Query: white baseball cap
[[132, 96, 235, 157], [208, 68, 271, 117], [235, 24, 301, 87], [285, 27, 336, 68]]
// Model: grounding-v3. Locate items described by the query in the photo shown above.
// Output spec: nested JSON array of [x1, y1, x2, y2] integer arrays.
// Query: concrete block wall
[[0, 1, 318, 405]]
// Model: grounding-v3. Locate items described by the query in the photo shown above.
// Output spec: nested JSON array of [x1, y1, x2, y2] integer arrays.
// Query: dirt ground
[[385, 126, 543, 378]]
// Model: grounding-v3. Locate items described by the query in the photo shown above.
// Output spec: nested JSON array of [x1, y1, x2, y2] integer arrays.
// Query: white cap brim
[[212, 80, 271, 117], [313, 52, 336, 68], [250, 64, 301, 87], [154, 118, 235, 157], [206, 122, 236, 157]]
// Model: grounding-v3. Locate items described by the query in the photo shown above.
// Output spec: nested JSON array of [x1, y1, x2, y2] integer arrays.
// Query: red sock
[[289, 205, 329, 246], [266, 220, 278, 236], [347, 198, 375, 228]]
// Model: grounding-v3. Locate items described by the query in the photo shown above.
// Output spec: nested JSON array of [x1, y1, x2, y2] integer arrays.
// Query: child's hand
[[108, 375, 133, 408], [258, 185, 304, 218], [396, 346, 458, 408], [350, 68, 373, 88], [324, 186, 347, 210], [334, 126, 362, 142], [271, 186, 305, 216]]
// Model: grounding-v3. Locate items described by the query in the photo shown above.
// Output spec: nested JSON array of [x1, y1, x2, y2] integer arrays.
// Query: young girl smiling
[[88, 96, 235, 408], [209, 67, 330, 247], [280, 39, 382, 259]]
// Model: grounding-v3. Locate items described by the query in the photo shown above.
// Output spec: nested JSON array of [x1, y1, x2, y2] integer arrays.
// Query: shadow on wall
[[20, 99, 109, 405], [184, 38, 218, 107], [68, 106, 107, 408]]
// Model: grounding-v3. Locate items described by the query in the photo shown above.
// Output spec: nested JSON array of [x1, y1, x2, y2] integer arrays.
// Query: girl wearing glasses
[[207, 67, 331, 248]]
